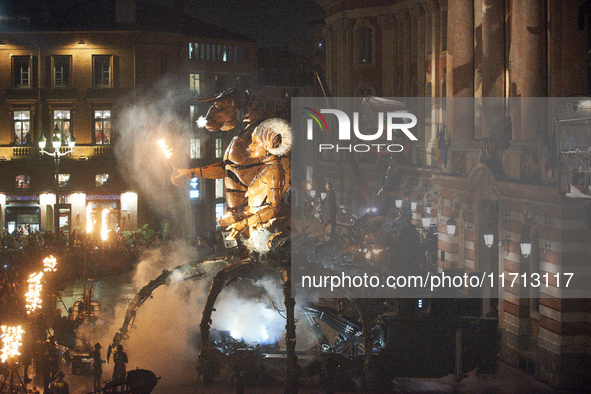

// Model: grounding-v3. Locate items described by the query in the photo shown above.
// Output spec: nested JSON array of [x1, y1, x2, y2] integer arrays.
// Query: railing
[[12, 147, 33, 157], [94, 146, 112, 156]]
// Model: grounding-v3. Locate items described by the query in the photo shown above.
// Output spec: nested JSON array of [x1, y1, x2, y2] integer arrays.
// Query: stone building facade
[[0, 1, 257, 239], [315, 0, 591, 389]]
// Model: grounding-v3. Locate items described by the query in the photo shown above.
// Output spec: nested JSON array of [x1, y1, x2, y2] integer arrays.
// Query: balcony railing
[[94, 145, 112, 156], [13, 146, 33, 157]]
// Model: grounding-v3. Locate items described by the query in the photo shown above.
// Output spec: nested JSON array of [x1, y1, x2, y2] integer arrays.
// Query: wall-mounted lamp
[[520, 233, 532, 258], [483, 226, 495, 248], [447, 194, 464, 238], [421, 210, 431, 229], [423, 186, 442, 223], [484, 228, 495, 248], [446, 217, 457, 237], [520, 204, 551, 259], [78, 39, 86, 45]]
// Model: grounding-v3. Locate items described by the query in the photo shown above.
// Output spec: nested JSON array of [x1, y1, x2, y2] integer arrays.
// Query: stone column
[[416, 4, 426, 97], [425, 3, 440, 166], [447, 0, 474, 144], [481, 0, 506, 142], [402, 9, 411, 97], [482, 0, 505, 97], [510, 0, 546, 142], [378, 15, 397, 97], [395, 14, 404, 96]]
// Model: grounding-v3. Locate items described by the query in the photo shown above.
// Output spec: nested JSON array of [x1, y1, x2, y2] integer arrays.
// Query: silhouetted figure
[[49, 371, 69, 394], [92, 342, 103, 391], [112, 344, 128, 384], [42, 340, 59, 392]]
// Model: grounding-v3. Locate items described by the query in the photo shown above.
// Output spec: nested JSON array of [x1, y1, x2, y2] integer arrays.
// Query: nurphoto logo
[[303, 107, 418, 153]]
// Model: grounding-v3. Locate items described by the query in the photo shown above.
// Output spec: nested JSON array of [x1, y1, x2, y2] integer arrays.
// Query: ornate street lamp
[[39, 124, 75, 166], [39, 124, 76, 215]]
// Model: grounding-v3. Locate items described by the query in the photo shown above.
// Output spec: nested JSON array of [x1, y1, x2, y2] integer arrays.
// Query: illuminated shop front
[[0, 190, 138, 237]]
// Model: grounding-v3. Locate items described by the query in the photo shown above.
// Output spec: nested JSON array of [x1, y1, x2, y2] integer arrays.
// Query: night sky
[[184, 0, 324, 57], [0, 0, 325, 57]]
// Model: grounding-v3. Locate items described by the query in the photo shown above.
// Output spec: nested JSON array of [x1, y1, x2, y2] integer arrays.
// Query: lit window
[[358, 27, 372, 64], [93, 55, 112, 88], [215, 138, 223, 158], [16, 175, 30, 189], [190, 73, 201, 96], [58, 174, 71, 188], [190, 138, 201, 159], [13, 56, 31, 88], [13, 110, 31, 146], [190, 178, 200, 199], [94, 110, 111, 145], [215, 179, 224, 198], [215, 203, 224, 225], [96, 174, 109, 187], [189, 42, 194, 59], [53, 110, 71, 144], [53, 55, 71, 88]]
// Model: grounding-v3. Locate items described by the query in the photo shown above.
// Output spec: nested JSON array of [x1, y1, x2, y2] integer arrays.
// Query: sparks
[[25, 272, 44, 314], [43, 255, 57, 272], [158, 139, 173, 159], [1, 326, 24, 363], [101, 208, 110, 241]]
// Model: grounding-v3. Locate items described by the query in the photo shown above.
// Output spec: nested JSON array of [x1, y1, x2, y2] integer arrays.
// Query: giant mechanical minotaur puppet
[[171, 89, 291, 233], [170, 89, 296, 388]]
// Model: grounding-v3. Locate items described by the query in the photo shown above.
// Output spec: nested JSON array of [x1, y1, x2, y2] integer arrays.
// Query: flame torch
[[1, 325, 24, 363], [86, 202, 95, 234], [101, 208, 110, 241], [43, 255, 57, 273], [25, 272, 44, 314], [158, 139, 177, 172], [1, 325, 25, 394]]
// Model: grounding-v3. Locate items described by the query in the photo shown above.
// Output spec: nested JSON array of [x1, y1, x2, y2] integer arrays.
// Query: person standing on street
[[112, 344, 128, 383], [92, 342, 104, 391]]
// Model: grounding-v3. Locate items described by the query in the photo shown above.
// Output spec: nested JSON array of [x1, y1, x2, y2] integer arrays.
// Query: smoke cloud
[[96, 241, 320, 388], [113, 80, 195, 233]]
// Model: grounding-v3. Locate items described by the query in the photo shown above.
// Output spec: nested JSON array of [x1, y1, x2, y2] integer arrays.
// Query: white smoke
[[98, 242, 320, 388], [211, 278, 285, 345], [114, 81, 193, 234]]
